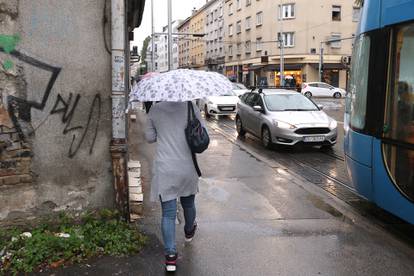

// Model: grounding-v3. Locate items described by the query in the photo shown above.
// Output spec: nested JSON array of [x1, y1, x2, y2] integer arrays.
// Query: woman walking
[[145, 101, 204, 272]]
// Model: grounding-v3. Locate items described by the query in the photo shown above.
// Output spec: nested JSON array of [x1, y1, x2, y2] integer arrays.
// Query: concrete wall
[[0, 0, 113, 224]]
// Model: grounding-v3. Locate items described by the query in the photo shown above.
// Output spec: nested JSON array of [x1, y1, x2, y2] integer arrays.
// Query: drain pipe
[[110, 0, 129, 220]]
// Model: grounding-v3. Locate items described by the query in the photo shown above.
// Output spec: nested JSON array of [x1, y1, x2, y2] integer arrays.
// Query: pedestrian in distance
[[145, 101, 204, 272]]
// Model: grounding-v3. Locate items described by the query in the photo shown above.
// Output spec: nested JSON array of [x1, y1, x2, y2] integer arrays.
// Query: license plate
[[221, 107, 234, 111], [304, 136, 325, 142]]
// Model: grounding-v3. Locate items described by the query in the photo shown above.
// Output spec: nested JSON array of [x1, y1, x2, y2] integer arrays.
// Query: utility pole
[[319, 41, 324, 82], [168, 0, 172, 71], [151, 0, 155, 71], [279, 0, 285, 87]]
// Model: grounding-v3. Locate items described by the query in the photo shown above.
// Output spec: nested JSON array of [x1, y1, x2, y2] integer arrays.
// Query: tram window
[[349, 34, 370, 130], [383, 23, 414, 200]]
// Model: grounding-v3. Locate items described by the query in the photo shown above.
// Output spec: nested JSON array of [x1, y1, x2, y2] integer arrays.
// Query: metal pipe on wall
[[167, 0, 172, 71], [110, 0, 129, 220]]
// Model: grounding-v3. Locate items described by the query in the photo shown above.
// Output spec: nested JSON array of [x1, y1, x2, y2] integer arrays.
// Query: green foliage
[[140, 36, 151, 62], [0, 209, 147, 275]]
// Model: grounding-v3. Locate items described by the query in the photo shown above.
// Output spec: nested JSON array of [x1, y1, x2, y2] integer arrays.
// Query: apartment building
[[149, 21, 180, 72], [178, 1, 216, 69], [223, 0, 360, 89], [205, 0, 225, 72], [178, 17, 191, 68]]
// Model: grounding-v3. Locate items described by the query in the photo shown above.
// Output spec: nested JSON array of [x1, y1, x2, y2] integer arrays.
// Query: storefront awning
[[249, 64, 264, 70], [309, 63, 348, 70], [264, 64, 303, 71]]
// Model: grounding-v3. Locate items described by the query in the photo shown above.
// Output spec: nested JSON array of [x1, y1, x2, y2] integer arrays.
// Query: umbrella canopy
[[141, 71, 160, 79], [129, 69, 234, 102]]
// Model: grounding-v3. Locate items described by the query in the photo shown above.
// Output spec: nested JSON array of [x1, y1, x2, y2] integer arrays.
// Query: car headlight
[[329, 120, 337, 129], [208, 101, 215, 105], [273, 119, 296, 129]]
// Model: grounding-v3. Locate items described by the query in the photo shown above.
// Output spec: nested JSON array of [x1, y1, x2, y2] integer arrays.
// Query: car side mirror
[[317, 104, 324, 110], [253, 105, 263, 112]]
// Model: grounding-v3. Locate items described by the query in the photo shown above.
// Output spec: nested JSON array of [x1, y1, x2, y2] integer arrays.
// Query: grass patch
[[0, 209, 147, 275]]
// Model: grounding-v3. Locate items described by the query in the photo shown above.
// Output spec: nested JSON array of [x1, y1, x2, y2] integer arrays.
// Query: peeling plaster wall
[[0, 0, 114, 224]]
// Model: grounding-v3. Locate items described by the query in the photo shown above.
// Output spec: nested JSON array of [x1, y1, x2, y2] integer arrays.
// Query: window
[[246, 40, 251, 53], [279, 4, 295, 19], [256, 37, 262, 51], [237, 43, 241, 55], [278, 32, 295, 47], [256, 12, 263, 26], [330, 33, 341, 48], [211, 12, 214, 23], [237, 0, 241, 10], [383, 23, 414, 200], [246, 0, 251, 6], [220, 6, 223, 16], [236, 21, 242, 34], [348, 34, 370, 130], [245, 16, 251, 30], [352, 7, 361, 22], [332, 5, 341, 21], [229, 3, 233, 15], [229, 24, 233, 36]]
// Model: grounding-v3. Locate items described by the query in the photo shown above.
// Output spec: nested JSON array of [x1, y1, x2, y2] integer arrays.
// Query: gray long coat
[[145, 102, 204, 202]]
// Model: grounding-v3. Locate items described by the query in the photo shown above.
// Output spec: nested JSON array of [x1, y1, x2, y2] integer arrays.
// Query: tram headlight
[[329, 120, 337, 129]]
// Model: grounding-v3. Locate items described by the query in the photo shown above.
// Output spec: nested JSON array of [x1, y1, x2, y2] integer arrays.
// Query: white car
[[199, 90, 240, 118], [232, 82, 249, 97], [301, 82, 346, 98]]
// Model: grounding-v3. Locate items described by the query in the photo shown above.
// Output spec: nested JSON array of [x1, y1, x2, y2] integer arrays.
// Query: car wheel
[[261, 126, 273, 149], [304, 92, 312, 98], [333, 92, 341, 98], [236, 116, 246, 137], [204, 105, 211, 118]]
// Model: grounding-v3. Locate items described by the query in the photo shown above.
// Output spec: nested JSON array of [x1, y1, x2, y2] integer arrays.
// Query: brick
[[20, 174, 32, 183], [10, 132, 21, 142], [0, 133, 12, 142], [1, 175, 20, 185]]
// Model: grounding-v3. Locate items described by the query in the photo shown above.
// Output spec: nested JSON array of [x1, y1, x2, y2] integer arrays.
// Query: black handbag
[[185, 101, 210, 176]]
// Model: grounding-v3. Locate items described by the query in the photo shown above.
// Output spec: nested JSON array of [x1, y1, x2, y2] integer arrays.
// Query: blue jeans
[[160, 195, 196, 255]]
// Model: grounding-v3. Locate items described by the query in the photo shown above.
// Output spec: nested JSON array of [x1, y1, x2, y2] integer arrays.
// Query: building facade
[[205, 0, 225, 72], [178, 1, 216, 70], [178, 17, 191, 68], [0, 0, 145, 224], [146, 21, 180, 73], [223, 0, 360, 89]]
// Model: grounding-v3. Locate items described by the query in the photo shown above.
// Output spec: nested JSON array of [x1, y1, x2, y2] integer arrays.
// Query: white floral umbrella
[[129, 69, 234, 102]]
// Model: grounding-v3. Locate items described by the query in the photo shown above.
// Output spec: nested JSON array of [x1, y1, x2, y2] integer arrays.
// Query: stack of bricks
[[0, 105, 33, 186], [127, 160, 143, 221]]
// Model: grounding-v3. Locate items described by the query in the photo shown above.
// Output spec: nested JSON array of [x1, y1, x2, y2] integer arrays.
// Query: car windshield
[[264, 94, 319, 111], [220, 90, 236, 96], [232, 83, 247, 90]]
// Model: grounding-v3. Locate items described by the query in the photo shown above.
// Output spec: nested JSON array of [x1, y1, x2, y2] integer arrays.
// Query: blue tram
[[344, 0, 414, 223]]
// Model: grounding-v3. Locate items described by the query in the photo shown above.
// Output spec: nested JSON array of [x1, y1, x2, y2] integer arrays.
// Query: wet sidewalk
[[46, 109, 414, 275]]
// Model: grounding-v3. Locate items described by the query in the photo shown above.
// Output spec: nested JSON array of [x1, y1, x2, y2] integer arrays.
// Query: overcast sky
[[131, 0, 208, 51]]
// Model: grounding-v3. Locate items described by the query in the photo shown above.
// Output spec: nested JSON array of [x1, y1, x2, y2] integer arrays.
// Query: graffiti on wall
[[1, 41, 102, 158], [0, 34, 20, 70]]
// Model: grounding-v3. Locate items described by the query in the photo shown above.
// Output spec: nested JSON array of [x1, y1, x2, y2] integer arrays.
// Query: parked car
[[199, 90, 240, 118], [301, 82, 346, 98], [232, 82, 249, 97], [236, 89, 338, 148]]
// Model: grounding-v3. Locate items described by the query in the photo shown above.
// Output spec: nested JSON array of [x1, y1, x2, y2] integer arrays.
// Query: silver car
[[236, 89, 337, 149]]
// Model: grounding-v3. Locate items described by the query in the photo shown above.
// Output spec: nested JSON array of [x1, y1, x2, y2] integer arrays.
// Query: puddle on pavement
[[307, 194, 345, 219]]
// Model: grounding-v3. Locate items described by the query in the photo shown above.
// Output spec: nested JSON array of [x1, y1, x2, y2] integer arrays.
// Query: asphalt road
[[48, 105, 414, 276]]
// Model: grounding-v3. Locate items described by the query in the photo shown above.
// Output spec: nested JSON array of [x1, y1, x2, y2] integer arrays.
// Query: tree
[[140, 36, 151, 64]]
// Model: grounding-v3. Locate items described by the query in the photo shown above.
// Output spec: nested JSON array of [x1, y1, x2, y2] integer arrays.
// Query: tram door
[[381, 23, 414, 203]]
